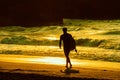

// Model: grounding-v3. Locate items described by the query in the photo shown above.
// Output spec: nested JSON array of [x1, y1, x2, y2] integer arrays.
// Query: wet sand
[[0, 54, 120, 80]]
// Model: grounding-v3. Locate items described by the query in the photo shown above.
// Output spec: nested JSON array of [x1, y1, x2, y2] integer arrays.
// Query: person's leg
[[67, 52, 72, 68], [65, 50, 72, 68], [65, 53, 68, 68]]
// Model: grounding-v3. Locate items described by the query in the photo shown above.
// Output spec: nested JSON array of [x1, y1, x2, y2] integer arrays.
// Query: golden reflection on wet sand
[[0, 54, 120, 71], [0, 55, 81, 65]]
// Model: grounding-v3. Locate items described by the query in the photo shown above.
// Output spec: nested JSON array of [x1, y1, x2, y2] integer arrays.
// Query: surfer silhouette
[[59, 28, 77, 68]]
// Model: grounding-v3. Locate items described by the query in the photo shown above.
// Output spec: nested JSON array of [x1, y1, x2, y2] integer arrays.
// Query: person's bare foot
[[65, 65, 68, 69]]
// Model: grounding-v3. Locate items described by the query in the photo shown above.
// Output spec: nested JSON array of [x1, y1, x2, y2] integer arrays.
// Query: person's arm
[[59, 35, 62, 49]]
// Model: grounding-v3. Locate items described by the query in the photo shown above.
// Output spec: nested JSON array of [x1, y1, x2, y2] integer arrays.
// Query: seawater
[[0, 44, 120, 63]]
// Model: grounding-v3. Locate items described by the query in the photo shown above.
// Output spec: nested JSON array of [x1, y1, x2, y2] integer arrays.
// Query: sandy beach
[[0, 54, 120, 80]]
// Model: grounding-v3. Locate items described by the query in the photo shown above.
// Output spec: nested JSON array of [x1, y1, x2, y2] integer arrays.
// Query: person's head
[[62, 28, 67, 33]]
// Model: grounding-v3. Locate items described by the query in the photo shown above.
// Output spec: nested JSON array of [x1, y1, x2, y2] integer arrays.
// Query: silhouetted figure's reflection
[[60, 68, 79, 75], [59, 28, 77, 69]]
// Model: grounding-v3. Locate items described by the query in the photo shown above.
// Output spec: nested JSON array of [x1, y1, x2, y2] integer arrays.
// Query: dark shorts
[[64, 48, 70, 56]]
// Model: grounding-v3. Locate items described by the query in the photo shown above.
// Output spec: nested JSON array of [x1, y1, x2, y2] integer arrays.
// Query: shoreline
[[0, 44, 120, 63]]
